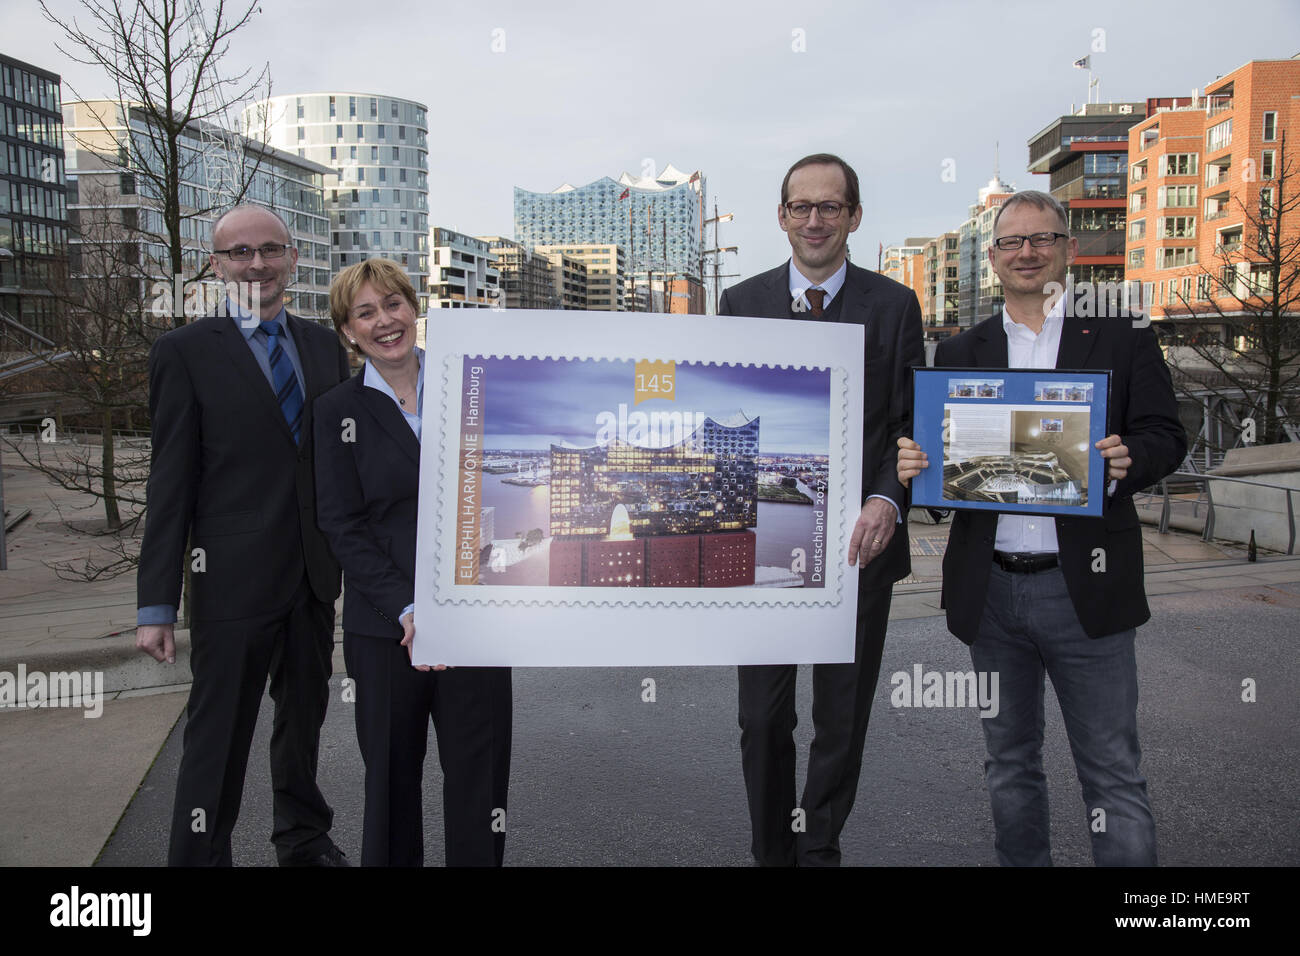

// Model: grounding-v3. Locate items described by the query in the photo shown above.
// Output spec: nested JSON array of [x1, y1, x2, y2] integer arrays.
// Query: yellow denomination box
[[634, 359, 675, 405]]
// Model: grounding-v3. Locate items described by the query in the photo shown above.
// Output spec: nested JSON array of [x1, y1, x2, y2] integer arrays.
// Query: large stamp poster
[[413, 310, 865, 666]]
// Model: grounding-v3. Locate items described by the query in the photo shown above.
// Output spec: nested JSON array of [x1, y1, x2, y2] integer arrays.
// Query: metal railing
[[1153, 471, 1295, 555]]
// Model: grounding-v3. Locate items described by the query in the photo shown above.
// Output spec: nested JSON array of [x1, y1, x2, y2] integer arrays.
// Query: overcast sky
[[9, 0, 1297, 286]]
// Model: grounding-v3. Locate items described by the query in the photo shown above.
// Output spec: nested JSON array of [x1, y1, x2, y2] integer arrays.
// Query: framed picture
[[412, 309, 867, 666], [911, 368, 1111, 518]]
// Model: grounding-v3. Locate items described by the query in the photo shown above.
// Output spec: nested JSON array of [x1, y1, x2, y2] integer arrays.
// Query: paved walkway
[[2, 449, 1296, 865]]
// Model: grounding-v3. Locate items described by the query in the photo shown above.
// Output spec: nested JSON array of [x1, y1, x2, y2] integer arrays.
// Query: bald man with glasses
[[136, 204, 352, 866]]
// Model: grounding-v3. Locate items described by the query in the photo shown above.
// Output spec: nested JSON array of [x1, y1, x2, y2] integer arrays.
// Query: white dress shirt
[[994, 299, 1065, 554]]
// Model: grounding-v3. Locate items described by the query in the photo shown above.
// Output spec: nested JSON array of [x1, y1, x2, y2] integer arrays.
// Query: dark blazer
[[312, 369, 419, 640], [718, 260, 925, 590], [935, 311, 1188, 643], [137, 311, 350, 622]]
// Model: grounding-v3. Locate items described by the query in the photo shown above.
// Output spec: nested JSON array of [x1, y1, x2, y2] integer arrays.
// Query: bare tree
[[1163, 132, 1299, 458], [0, 176, 163, 579], [42, 0, 273, 326], [2, 0, 274, 583]]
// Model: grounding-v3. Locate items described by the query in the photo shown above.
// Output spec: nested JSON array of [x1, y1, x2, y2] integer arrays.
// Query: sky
[[7, 0, 1298, 289], [475, 356, 831, 452]]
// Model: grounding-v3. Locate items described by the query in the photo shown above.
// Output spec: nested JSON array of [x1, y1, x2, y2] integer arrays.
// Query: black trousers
[[344, 631, 512, 867], [737, 584, 893, 866], [168, 574, 335, 866]]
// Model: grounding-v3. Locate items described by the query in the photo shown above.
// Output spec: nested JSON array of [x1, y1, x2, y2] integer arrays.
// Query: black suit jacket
[[312, 370, 419, 641], [935, 311, 1187, 642], [718, 260, 925, 590], [137, 311, 350, 622]]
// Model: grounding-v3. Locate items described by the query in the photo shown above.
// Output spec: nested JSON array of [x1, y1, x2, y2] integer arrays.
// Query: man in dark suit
[[899, 190, 1187, 866], [719, 153, 924, 866], [135, 204, 351, 866]]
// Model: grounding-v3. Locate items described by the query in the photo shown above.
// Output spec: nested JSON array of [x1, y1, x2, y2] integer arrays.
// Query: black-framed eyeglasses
[[993, 232, 1068, 251], [214, 242, 292, 261], [783, 201, 852, 221]]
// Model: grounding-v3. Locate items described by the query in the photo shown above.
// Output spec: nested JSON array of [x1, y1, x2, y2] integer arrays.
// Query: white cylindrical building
[[242, 92, 430, 309]]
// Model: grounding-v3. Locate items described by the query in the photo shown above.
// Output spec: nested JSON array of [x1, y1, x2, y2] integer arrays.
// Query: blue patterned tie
[[260, 320, 304, 443]]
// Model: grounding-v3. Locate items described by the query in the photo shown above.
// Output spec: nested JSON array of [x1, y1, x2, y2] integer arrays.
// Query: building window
[[350, 146, 357, 160], [372, 231, 381, 245], [330, 146, 337, 160], [370, 145, 378, 161], [1262, 150, 1276, 180], [356, 124, 363, 139], [349, 96, 356, 118], [379, 167, 386, 182], [370, 98, 377, 118], [1129, 218, 1146, 240], [1130, 190, 1146, 212], [391, 102, 399, 119], [297, 126, 304, 141], [377, 125, 386, 140], [1131, 160, 1147, 182], [1156, 247, 1196, 269], [296, 100, 303, 119], [336, 124, 343, 139], [329, 95, 336, 118], [1196, 274, 1211, 300], [1206, 119, 1232, 152], [1262, 111, 1277, 142], [1158, 216, 1195, 239], [1128, 248, 1145, 269], [1158, 185, 1197, 208], [398, 125, 406, 141], [392, 146, 399, 160], [1260, 187, 1275, 218], [119, 172, 135, 195], [1159, 153, 1197, 176]]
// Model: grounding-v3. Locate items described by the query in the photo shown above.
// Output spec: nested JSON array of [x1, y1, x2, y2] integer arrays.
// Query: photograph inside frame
[[450, 355, 836, 590], [941, 400, 1091, 507]]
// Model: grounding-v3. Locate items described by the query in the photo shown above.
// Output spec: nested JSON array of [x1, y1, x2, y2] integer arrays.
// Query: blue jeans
[[968, 564, 1157, 866]]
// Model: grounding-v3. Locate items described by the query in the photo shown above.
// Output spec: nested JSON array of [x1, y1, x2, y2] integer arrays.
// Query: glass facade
[[1, 55, 67, 341], [515, 171, 704, 281], [63, 100, 332, 320], [242, 93, 430, 308]]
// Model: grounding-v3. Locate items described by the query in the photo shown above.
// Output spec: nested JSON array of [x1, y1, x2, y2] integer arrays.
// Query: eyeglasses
[[992, 232, 1068, 251], [783, 201, 852, 221], [214, 243, 292, 261]]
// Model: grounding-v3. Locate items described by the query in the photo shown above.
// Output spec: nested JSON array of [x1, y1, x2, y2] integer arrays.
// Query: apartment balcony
[[1207, 98, 1233, 117]]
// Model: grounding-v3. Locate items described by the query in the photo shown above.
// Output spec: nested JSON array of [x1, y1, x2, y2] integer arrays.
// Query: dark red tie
[[806, 287, 825, 317]]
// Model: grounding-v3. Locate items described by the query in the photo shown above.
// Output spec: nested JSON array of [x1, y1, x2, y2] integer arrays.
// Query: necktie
[[260, 320, 304, 443], [806, 287, 826, 317]]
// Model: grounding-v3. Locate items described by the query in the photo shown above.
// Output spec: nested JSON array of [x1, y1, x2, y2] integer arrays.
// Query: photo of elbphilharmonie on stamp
[[444, 355, 838, 598]]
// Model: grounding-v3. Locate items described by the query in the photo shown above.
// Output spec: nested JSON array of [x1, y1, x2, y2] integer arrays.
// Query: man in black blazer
[[899, 190, 1187, 865], [135, 204, 351, 866], [719, 154, 924, 866]]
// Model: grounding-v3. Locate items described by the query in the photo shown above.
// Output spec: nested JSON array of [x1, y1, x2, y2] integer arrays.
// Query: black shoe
[[281, 843, 350, 867]]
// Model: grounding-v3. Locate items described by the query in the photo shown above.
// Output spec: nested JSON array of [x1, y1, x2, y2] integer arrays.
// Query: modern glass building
[[1028, 102, 1147, 289], [515, 164, 705, 297], [64, 99, 331, 321], [956, 172, 1015, 328], [242, 92, 430, 309], [1, 55, 67, 343]]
